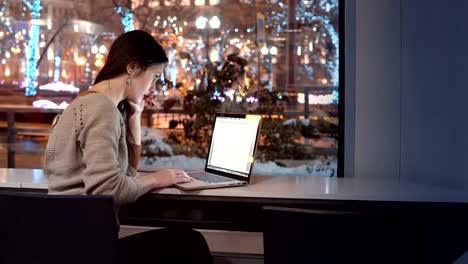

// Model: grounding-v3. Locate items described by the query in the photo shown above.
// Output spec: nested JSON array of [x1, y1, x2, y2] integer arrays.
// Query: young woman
[[44, 30, 212, 264]]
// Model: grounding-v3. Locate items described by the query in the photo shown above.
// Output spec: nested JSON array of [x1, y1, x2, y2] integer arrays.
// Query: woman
[[44, 30, 212, 264]]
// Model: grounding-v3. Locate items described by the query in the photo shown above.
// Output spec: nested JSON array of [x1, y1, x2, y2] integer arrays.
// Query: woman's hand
[[134, 169, 193, 195], [127, 99, 145, 119], [150, 169, 193, 189]]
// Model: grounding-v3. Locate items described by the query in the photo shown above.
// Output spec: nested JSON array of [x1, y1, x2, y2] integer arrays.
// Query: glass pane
[[142, 0, 341, 177], [0, 0, 341, 176]]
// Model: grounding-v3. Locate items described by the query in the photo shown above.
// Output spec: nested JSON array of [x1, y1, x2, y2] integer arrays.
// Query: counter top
[[1, 169, 467, 203]]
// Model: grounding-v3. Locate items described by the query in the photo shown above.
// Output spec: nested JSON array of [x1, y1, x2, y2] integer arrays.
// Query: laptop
[[174, 113, 262, 191]]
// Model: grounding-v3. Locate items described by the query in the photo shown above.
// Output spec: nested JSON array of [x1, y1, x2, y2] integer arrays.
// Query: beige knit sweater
[[44, 93, 143, 206]]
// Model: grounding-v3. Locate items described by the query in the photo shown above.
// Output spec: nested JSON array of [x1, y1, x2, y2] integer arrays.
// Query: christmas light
[[332, 90, 339, 104], [114, 6, 135, 32], [265, 0, 339, 85], [24, 0, 42, 96], [53, 55, 60, 82], [297, 1, 339, 85]]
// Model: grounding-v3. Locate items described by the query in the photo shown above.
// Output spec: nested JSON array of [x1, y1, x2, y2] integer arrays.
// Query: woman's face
[[127, 63, 165, 104]]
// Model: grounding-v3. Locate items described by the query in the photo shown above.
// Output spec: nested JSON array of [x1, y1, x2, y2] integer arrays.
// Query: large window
[[0, 0, 343, 176], [136, 0, 343, 177]]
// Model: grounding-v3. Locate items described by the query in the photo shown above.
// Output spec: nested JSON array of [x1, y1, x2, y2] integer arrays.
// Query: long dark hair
[[93, 30, 168, 159], [94, 30, 168, 85]]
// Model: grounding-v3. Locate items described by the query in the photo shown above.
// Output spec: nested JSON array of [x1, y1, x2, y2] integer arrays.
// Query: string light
[[53, 56, 60, 82], [114, 6, 134, 32], [264, 0, 339, 85], [24, 0, 42, 96], [297, 1, 339, 85]]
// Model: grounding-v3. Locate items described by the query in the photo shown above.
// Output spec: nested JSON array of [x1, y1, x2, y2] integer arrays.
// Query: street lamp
[[195, 16, 208, 29], [196, 15, 221, 64], [209, 16, 221, 29], [259, 45, 278, 91]]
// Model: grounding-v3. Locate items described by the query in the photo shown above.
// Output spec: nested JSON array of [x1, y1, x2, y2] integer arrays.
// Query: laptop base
[[174, 179, 247, 191]]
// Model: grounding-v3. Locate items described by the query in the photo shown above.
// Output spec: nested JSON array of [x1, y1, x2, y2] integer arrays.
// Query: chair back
[[0, 192, 118, 264], [263, 204, 468, 264]]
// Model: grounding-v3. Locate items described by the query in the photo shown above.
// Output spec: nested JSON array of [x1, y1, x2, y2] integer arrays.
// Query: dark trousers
[[117, 228, 213, 264]]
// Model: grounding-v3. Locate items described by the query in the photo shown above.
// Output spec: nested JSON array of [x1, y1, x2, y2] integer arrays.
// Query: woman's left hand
[[127, 99, 145, 118]]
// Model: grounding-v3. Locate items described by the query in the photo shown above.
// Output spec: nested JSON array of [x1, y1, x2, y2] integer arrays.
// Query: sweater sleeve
[[77, 99, 141, 206]]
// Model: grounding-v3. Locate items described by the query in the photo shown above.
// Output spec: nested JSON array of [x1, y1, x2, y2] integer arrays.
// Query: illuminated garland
[[153, 16, 182, 34], [115, 6, 134, 32], [317, 0, 338, 12], [53, 55, 60, 82], [297, 0, 339, 85], [263, 0, 339, 85], [23, 0, 42, 96], [303, 15, 339, 85]]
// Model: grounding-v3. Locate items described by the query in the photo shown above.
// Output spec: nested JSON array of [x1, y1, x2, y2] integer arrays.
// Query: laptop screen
[[206, 114, 261, 178]]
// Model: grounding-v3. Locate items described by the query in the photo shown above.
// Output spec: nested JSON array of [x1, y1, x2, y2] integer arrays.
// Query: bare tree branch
[[36, 19, 69, 70]]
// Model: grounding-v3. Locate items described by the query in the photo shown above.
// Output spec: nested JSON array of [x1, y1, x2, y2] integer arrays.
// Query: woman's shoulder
[[58, 93, 121, 128], [67, 92, 118, 114]]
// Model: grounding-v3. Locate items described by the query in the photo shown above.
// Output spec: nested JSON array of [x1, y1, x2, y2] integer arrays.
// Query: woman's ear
[[126, 62, 140, 75]]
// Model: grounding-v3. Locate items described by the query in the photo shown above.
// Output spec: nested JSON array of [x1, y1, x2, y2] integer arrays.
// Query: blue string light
[[115, 6, 134, 32], [332, 90, 339, 105], [53, 55, 60, 82], [24, 0, 42, 96]]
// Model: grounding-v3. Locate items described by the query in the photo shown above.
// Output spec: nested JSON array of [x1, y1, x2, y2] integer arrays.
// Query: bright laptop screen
[[206, 115, 261, 178]]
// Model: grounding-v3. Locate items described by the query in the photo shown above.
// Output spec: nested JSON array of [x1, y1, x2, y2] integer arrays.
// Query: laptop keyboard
[[193, 173, 236, 183]]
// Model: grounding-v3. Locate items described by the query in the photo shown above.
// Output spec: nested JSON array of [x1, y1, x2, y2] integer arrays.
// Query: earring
[[126, 74, 132, 85]]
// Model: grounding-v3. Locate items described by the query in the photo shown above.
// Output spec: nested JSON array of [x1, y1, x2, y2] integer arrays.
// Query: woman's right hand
[[150, 169, 193, 189]]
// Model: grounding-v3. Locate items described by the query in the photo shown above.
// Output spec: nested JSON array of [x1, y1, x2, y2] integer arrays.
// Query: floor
[[0, 132, 46, 168], [120, 226, 264, 264]]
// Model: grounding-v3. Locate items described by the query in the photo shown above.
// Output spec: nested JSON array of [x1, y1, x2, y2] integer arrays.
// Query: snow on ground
[[140, 155, 205, 171], [140, 128, 337, 177], [142, 128, 166, 140], [140, 155, 337, 177], [254, 161, 336, 177]]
